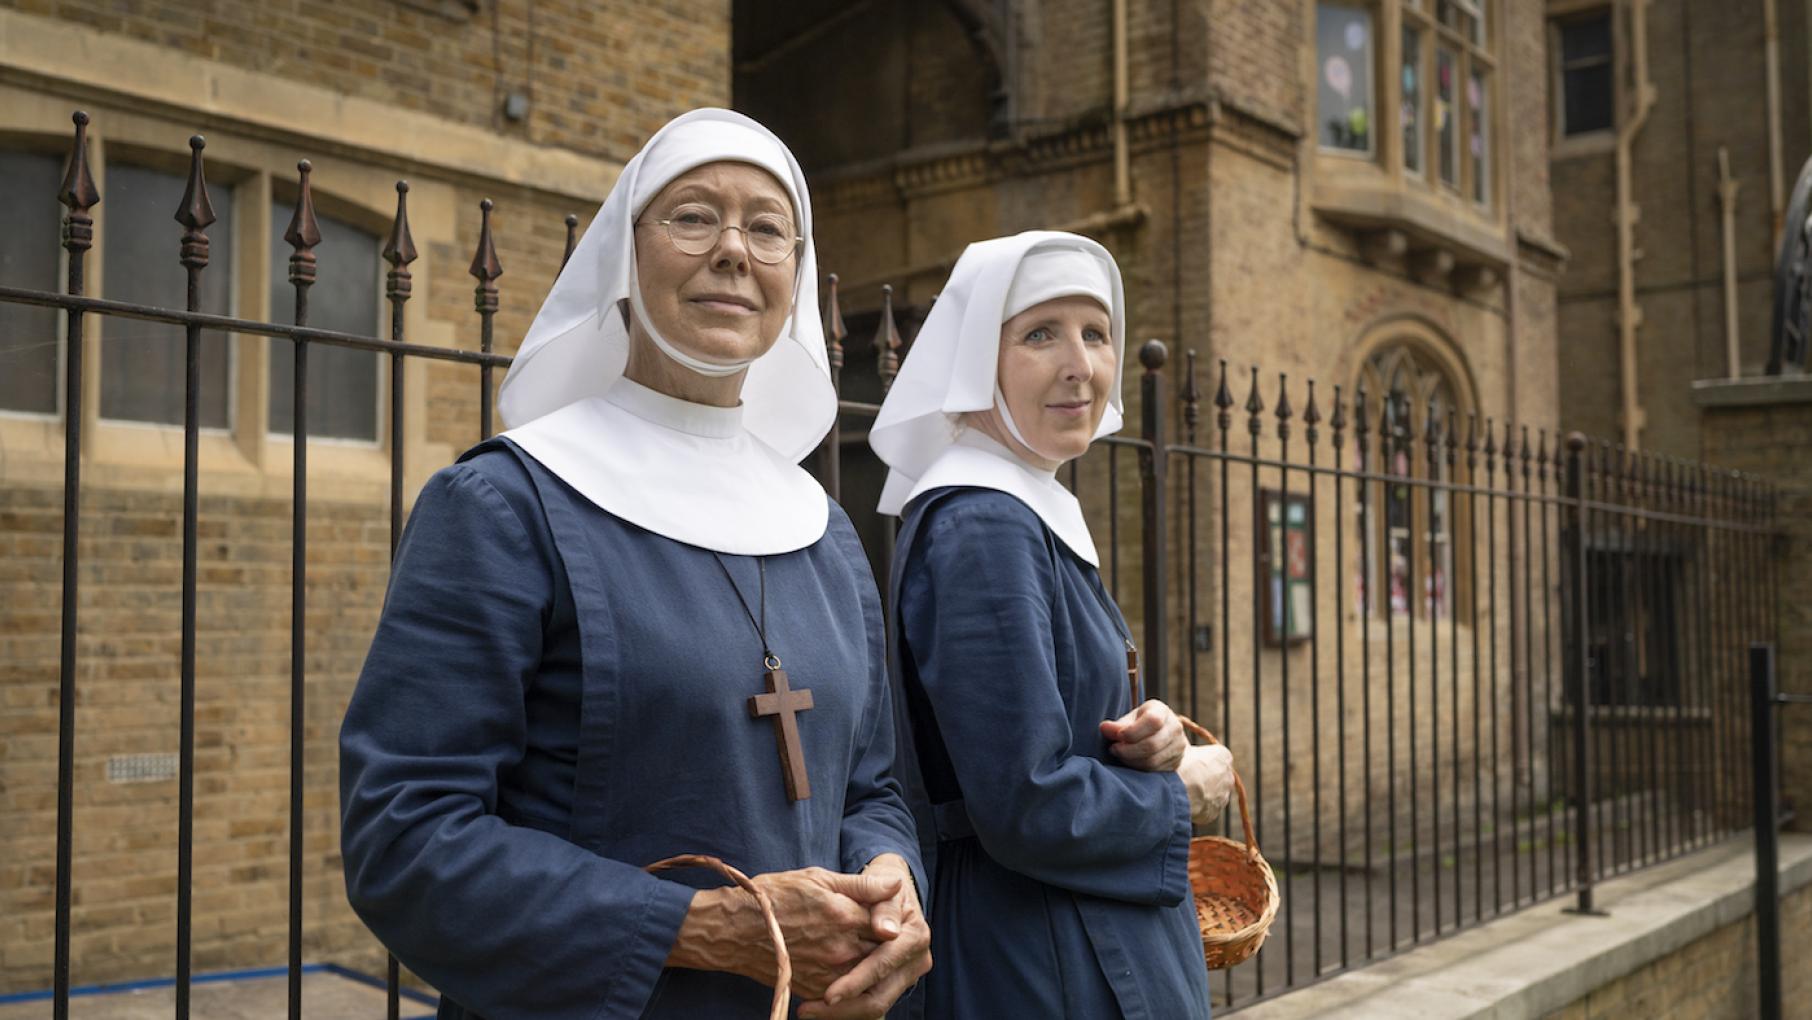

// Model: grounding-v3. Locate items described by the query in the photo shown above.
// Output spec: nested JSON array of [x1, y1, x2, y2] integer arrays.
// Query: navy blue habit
[[891, 487, 1212, 1019], [339, 438, 922, 1020]]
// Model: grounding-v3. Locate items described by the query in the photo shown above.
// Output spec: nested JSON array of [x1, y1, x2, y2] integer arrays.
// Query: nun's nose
[[1061, 335, 1095, 382], [710, 228, 753, 273]]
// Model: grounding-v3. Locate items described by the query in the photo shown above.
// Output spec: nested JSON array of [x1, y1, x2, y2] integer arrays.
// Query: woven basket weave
[[1178, 717, 1280, 969], [645, 854, 791, 1020]]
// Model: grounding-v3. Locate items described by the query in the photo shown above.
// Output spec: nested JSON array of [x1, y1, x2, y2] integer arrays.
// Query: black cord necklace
[[713, 554, 815, 801], [1083, 571, 1142, 707]]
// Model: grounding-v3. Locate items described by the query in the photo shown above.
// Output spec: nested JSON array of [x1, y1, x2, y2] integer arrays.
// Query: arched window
[[1353, 336, 1473, 621]]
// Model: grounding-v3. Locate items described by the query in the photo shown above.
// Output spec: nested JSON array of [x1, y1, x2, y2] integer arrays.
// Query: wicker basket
[[1178, 717, 1279, 969], [645, 854, 791, 1020]]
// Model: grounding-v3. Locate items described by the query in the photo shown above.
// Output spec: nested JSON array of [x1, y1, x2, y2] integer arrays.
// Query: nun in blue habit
[[339, 109, 928, 1020], [870, 232, 1237, 1019]]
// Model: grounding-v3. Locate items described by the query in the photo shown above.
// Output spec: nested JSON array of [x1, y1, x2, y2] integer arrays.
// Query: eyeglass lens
[[665, 204, 797, 263]]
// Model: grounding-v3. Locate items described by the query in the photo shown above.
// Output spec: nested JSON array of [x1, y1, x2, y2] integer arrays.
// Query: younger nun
[[871, 231, 1235, 1018]]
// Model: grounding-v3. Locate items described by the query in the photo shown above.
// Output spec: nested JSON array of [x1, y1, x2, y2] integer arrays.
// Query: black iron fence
[[0, 112, 1785, 1017]]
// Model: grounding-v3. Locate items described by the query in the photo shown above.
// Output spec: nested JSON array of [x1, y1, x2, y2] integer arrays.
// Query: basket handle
[[646, 854, 791, 1020], [1177, 716, 1261, 862]]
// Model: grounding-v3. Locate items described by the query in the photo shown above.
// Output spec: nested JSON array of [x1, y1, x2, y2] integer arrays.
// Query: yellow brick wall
[[0, 0, 730, 164], [1541, 880, 1812, 1020]]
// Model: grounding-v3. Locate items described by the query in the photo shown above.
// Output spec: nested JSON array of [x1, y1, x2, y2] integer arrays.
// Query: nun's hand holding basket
[[1175, 718, 1280, 970]]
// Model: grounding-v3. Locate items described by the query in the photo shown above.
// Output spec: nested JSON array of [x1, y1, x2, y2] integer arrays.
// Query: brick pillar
[[1696, 376, 1812, 832]]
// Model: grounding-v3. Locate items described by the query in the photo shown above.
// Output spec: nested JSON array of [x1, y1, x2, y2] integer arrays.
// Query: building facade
[[1547, 0, 1811, 456]]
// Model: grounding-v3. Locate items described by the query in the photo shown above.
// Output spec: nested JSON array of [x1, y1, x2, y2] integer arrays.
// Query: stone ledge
[[1692, 375, 1812, 408], [1234, 833, 1812, 1019]]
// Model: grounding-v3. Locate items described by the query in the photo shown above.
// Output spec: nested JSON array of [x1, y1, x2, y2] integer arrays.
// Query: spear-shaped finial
[[1244, 365, 1264, 437], [470, 199, 504, 311], [285, 160, 322, 291], [874, 284, 902, 393], [175, 135, 216, 272], [1213, 358, 1234, 435], [383, 181, 418, 304], [1274, 373, 1292, 442], [823, 273, 846, 375]]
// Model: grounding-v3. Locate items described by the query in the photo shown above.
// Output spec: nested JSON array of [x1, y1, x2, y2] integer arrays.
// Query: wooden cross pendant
[[1125, 640, 1143, 706], [748, 664, 815, 801]]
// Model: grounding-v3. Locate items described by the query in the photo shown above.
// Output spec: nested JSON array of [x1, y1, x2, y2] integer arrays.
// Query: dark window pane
[[1437, 47, 1458, 186], [100, 163, 233, 428], [1470, 68, 1490, 202], [1561, 13, 1612, 64], [1564, 63, 1614, 135], [1317, 3, 1375, 153], [0, 151, 64, 415], [1403, 26, 1423, 174], [268, 201, 381, 440]]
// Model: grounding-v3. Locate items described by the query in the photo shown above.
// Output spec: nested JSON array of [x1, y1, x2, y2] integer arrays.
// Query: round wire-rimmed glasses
[[638, 204, 801, 265]]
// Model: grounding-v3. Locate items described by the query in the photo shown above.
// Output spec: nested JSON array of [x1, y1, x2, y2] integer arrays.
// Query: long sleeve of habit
[[899, 490, 1193, 906], [339, 462, 693, 1019]]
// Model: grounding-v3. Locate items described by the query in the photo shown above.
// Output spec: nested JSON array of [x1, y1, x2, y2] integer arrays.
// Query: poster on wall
[[1262, 489, 1315, 646]]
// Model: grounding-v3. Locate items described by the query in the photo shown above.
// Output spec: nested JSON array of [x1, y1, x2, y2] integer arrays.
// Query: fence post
[[1750, 642, 1782, 1020], [1139, 339, 1168, 706], [1563, 432, 1602, 915]]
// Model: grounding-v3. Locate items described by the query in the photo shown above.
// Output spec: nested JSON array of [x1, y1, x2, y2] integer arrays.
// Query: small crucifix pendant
[[1124, 640, 1142, 706], [748, 657, 814, 801]]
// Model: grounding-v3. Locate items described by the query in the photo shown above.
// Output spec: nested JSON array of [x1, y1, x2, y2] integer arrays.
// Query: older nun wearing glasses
[[871, 231, 1235, 1018], [339, 109, 928, 1020]]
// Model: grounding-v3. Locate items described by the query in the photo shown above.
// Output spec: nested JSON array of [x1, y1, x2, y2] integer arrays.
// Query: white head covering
[[869, 231, 1125, 565], [496, 108, 833, 554]]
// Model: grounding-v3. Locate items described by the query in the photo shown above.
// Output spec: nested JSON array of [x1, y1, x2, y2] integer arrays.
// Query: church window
[[0, 137, 385, 446], [1317, 3, 1377, 154], [1320, 0, 1498, 208], [1553, 9, 1614, 138], [100, 161, 236, 429], [0, 150, 64, 416], [267, 202, 383, 442], [1354, 342, 1469, 620]]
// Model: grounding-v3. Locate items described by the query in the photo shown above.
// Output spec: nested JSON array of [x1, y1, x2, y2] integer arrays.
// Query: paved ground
[[0, 969, 436, 1020], [1211, 793, 1712, 1009]]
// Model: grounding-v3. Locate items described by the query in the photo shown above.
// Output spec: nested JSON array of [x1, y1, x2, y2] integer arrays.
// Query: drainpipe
[[1615, 0, 1656, 450], [1717, 147, 1743, 377], [1113, 0, 1132, 208], [1765, 0, 1785, 235]]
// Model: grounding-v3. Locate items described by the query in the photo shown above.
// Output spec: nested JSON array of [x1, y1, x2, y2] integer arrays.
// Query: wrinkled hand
[[668, 866, 901, 1001], [1178, 743, 1235, 830], [799, 854, 932, 1020], [1100, 700, 1188, 772]]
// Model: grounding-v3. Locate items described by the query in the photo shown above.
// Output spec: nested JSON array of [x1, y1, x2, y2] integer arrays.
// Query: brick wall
[[0, 486, 389, 991], [0, 0, 730, 164], [1699, 392, 1812, 832], [1541, 878, 1812, 1020], [1552, 0, 1812, 458]]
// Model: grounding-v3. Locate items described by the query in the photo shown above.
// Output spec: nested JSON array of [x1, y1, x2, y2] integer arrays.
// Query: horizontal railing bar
[[1165, 445, 1775, 531], [0, 286, 512, 368]]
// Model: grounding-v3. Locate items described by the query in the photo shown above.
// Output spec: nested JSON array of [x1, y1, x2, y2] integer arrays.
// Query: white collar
[[904, 429, 1100, 566], [503, 378, 829, 555]]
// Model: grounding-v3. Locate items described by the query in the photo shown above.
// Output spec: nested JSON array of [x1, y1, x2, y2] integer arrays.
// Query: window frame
[[1548, 4, 1619, 156], [1309, 0, 1504, 224], [1350, 328, 1478, 624], [0, 106, 422, 491], [0, 141, 72, 424]]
